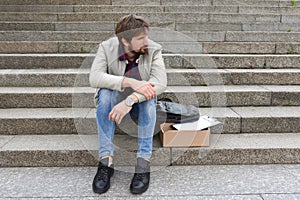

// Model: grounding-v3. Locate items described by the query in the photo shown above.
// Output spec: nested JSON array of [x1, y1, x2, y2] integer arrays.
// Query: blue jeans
[[96, 88, 156, 159]]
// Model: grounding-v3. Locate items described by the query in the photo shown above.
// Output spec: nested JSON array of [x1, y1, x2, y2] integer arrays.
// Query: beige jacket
[[89, 37, 167, 104]]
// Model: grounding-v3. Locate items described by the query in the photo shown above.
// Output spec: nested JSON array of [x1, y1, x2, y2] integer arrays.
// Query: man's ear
[[121, 38, 130, 47]]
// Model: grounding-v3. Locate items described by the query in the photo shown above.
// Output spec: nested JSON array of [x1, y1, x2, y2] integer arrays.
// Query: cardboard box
[[160, 123, 210, 147]]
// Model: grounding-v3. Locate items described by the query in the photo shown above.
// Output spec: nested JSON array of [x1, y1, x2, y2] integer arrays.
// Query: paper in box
[[160, 115, 221, 147]]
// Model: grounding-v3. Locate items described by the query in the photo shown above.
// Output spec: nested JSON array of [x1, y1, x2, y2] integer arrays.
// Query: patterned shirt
[[118, 44, 142, 81]]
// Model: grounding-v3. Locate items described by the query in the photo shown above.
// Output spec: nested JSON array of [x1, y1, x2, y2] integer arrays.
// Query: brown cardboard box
[[160, 123, 210, 147]]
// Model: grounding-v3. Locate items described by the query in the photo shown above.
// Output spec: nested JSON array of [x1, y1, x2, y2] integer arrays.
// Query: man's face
[[128, 30, 149, 55]]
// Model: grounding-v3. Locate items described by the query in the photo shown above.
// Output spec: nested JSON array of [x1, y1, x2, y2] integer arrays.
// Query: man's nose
[[143, 36, 148, 46]]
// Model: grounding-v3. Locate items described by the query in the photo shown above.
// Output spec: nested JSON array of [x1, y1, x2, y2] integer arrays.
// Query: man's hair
[[115, 14, 149, 43]]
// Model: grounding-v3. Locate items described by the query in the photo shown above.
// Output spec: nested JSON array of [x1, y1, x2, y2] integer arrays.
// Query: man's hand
[[122, 78, 156, 101], [108, 100, 132, 124]]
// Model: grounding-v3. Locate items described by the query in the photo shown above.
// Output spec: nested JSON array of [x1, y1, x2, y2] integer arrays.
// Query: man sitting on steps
[[89, 14, 167, 195]]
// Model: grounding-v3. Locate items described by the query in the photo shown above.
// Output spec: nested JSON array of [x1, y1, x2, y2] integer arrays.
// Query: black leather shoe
[[130, 157, 150, 194], [92, 158, 114, 194]]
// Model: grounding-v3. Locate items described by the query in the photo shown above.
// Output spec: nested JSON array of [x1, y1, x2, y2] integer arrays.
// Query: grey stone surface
[[0, 22, 55, 31], [226, 32, 300, 42], [176, 22, 242, 31], [164, 54, 184, 69], [74, 5, 163, 12], [0, 5, 73, 12], [0, 12, 58, 22], [0, 54, 93, 69], [161, 0, 211, 5], [164, 5, 238, 13], [266, 55, 300, 68], [280, 0, 300, 7], [0, 68, 90, 87], [262, 194, 300, 200], [242, 22, 300, 32], [161, 85, 271, 107], [200, 107, 241, 134], [158, 196, 262, 200], [0, 87, 89, 108], [0, 85, 277, 108], [239, 6, 300, 14], [55, 22, 115, 31], [210, 14, 280, 23], [282, 15, 300, 23], [0, 0, 112, 5], [1, 54, 299, 70], [262, 85, 300, 106], [0, 41, 58, 53], [0, 31, 114, 41], [112, 0, 160, 5], [160, 42, 203, 54], [203, 42, 275, 54], [58, 41, 99, 53], [0, 134, 169, 167], [194, 31, 225, 42], [225, 69, 300, 85], [0, 164, 299, 198], [2, 132, 300, 166], [232, 106, 300, 133], [166, 68, 229, 86], [171, 133, 300, 165], [0, 135, 13, 148], [213, 0, 280, 6], [2, 135, 87, 151], [183, 55, 267, 69], [0, 108, 91, 135], [276, 43, 300, 54]]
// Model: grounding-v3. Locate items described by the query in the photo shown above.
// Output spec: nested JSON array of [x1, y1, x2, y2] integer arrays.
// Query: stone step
[[0, 21, 177, 31], [0, 12, 284, 23], [2, 85, 300, 108], [0, 0, 112, 5], [0, 0, 297, 7], [203, 42, 300, 54], [1, 31, 299, 43], [0, 5, 234, 13], [0, 30, 225, 42], [1, 132, 300, 167], [1, 41, 300, 54], [1, 106, 300, 135], [216, 0, 300, 7], [0, 0, 299, 6], [226, 31, 300, 42], [178, 22, 300, 32], [1, 54, 300, 69], [2, 5, 300, 15], [2, 68, 299, 87], [1, 21, 299, 32], [1, 166, 300, 198]]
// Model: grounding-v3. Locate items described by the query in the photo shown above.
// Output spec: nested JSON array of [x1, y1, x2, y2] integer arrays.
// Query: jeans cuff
[[136, 153, 152, 159]]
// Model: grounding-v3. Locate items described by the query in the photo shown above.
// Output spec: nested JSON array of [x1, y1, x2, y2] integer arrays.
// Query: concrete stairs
[[1, 0, 300, 167]]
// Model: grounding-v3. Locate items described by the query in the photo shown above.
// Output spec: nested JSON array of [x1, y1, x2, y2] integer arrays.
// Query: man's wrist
[[122, 77, 134, 89], [130, 94, 139, 103], [125, 95, 135, 106]]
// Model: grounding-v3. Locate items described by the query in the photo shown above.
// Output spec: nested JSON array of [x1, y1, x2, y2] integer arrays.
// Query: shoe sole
[[93, 183, 110, 194], [130, 184, 149, 194]]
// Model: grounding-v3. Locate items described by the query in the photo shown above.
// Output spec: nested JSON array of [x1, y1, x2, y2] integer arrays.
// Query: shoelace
[[97, 165, 110, 181], [134, 172, 146, 182]]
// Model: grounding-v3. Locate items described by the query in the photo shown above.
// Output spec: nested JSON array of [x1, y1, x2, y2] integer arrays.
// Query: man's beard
[[129, 45, 148, 55]]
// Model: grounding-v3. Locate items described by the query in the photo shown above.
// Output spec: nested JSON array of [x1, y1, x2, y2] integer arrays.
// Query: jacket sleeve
[[133, 48, 167, 103], [89, 43, 124, 91]]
